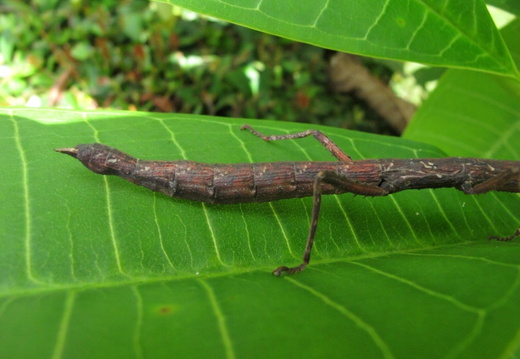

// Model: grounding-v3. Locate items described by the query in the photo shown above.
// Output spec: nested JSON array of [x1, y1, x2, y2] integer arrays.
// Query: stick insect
[[55, 125, 520, 276]]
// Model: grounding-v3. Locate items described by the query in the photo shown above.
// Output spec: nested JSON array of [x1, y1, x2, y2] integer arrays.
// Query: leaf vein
[[286, 277, 395, 359], [198, 279, 236, 359]]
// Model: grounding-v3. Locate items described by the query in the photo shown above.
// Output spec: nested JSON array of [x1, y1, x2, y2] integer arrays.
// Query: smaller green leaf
[[487, 0, 520, 16], [404, 18, 520, 159]]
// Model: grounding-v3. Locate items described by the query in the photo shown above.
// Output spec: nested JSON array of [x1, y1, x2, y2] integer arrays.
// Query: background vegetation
[[0, 0, 429, 134]]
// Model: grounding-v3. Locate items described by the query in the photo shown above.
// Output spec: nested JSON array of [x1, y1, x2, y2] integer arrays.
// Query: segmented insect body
[[55, 126, 520, 275]]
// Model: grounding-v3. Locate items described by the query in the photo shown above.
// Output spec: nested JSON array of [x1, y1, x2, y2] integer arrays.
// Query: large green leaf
[[1, 108, 520, 358], [164, 0, 519, 79]]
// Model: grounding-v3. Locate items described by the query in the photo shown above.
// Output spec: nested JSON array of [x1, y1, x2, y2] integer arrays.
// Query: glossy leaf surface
[[1, 108, 519, 358]]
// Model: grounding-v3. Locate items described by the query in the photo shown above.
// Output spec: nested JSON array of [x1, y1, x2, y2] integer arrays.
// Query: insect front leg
[[272, 171, 388, 276], [240, 124, 353, 162]]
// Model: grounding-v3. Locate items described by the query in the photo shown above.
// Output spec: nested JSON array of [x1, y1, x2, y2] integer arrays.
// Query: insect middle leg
[[464, 167, 520, 195], [272, 170, 388, 276], [241, 124, 353, 162], [463, 168, 520, 242]]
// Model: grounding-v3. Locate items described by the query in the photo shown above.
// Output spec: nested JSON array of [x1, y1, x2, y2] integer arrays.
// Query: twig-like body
[[55, 125, 520, 275]]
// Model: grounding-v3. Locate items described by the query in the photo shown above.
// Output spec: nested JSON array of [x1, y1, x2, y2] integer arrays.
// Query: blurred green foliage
[[0, 0, 398, 133]]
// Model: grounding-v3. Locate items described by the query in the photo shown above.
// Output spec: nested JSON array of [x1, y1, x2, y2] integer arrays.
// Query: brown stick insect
[[55, 125, 520, 276]]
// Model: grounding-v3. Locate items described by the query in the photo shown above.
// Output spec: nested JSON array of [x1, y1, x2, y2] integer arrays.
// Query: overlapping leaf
[[166, 0, 519, 78]]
